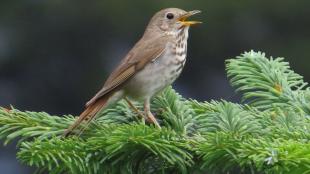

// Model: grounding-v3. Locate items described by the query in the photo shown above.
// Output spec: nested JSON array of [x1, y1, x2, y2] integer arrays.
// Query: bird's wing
[[86, 35, 170, 106]]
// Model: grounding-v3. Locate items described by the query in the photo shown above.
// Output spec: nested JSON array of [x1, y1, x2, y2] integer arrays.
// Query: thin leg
[[144, 98, 161, 129], [124, 97, 147, 121], [124, 97, 144, 118]]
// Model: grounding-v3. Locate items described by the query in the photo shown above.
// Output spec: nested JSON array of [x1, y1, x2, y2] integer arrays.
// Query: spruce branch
[[189, 100, 262, 136], [0, 51, 310, 173], [0, 108, 73, 145], [18, 137, 89, 174], [226, 50, 310, 113], [152, 86, 195, 135], [18, 124, 194, 174], [196, 132, 310, 174]]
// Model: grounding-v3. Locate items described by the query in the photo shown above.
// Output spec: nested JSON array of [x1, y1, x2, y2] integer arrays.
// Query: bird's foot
[[124, 97, 152, 123], [125, 97, 161, 128], [146, 111, 161, 129]]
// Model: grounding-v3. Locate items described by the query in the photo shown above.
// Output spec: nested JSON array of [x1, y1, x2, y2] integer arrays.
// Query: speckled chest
[[125, 27, 189, 99], [158, 27, 188, 85]]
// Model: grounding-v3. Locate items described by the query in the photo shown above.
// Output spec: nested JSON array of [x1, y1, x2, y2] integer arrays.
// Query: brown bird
[[64, 8, 201, 136]]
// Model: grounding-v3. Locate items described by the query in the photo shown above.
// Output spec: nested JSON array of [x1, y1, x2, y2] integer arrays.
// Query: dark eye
[[166, 13, 174, 20]]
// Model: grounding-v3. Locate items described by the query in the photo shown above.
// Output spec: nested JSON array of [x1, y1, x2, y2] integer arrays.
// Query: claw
[[146, 111, 161, 129]]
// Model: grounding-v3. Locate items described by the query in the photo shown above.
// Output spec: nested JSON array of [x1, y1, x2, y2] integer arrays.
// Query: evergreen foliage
[[1, 51, 310, 173]]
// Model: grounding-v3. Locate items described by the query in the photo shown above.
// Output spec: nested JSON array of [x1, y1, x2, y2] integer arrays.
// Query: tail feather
[[63, 97, 109, 137]]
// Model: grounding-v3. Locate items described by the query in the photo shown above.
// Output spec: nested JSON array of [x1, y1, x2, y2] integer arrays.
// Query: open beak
[[178, 10, 202, 26]]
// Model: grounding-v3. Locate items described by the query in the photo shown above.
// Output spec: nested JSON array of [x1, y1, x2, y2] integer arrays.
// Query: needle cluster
[[1, 51, 310, 174]]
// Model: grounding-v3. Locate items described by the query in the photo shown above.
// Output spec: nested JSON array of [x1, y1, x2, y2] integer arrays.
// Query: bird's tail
[[63, 96, 109, 137]]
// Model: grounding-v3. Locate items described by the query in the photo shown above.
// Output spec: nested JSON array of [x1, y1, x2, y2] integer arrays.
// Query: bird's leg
[[144, 98, 161, 129], [124, 97, 148, 122]]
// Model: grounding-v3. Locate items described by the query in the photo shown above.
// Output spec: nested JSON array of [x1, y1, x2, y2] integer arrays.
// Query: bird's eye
[[166, 13, 174, 20]]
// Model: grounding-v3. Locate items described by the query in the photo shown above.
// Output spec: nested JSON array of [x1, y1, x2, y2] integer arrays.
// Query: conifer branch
[[226, 51, 310, 114], [1, 51, 310, 173]]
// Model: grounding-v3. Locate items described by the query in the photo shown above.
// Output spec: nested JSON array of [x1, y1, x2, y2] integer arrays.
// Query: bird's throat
[[175, 26, 189, 56]]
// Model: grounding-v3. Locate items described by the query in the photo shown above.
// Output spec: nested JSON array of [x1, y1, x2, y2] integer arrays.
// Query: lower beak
[[178, 10, 202, 26]]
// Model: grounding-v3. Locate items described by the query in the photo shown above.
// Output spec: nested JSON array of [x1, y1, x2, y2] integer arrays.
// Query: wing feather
[[86, 35, 170, 106]]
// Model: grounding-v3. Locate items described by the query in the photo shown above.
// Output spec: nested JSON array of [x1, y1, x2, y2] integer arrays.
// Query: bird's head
[[145, 8, 201, 36]]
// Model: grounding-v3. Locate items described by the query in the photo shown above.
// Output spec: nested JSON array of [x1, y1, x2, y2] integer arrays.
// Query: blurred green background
[[0, 0, 309, 173]]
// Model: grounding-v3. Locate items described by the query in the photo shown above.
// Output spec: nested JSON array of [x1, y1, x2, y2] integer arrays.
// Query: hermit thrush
[[64, 8, 201, 136]]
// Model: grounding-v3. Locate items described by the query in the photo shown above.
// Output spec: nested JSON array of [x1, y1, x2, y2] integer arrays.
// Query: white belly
[[124, 27, 189, 100], [124, 46, 186, 100]]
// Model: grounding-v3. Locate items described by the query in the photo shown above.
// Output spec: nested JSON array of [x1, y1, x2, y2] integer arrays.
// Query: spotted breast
[[172, 26, 188, 76], [124, 26, 189, 100]]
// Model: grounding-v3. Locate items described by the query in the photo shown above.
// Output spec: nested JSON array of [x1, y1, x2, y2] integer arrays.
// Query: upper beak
[[178, 10, 202, 26]]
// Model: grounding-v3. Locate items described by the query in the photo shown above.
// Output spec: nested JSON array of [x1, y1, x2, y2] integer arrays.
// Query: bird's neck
[[170, 26, 189, 64], [177, 26, 189, 45], [165, 26, 189, 41]]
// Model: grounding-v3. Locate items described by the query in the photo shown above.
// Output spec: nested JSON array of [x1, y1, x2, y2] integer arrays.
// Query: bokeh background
[[0, 0, 309, 173]]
